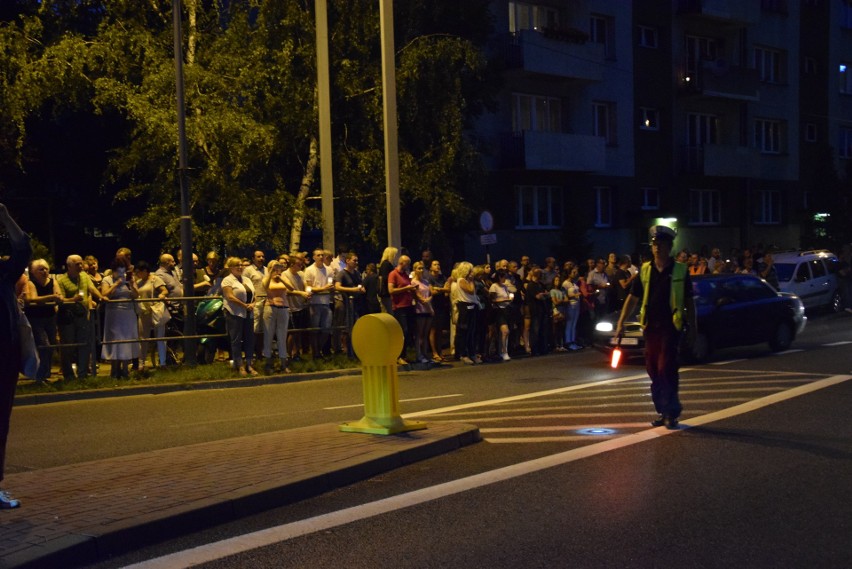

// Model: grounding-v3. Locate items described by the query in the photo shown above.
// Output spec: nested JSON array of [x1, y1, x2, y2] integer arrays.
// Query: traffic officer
[[615, 225, 696, 429]]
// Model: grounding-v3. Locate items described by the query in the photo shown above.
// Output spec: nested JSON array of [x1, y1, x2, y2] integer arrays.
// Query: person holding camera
[[101, 256, 140, 379]]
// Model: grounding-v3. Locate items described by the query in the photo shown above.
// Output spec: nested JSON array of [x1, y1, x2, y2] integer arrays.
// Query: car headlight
[[595, 322, 614, 333]]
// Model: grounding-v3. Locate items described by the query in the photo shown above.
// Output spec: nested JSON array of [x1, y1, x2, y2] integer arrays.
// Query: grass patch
[[16, 353, 362, 396]]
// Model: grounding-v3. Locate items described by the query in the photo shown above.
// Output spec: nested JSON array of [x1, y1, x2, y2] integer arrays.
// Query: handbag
[[18, 309, 40, 379], [151, 301, 172, 327]]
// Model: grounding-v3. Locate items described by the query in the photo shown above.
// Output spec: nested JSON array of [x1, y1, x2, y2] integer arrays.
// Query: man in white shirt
[[303, 248, 335, 358]]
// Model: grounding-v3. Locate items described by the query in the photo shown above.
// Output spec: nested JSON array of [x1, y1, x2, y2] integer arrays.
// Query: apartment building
[[469, 0, 849, 262]]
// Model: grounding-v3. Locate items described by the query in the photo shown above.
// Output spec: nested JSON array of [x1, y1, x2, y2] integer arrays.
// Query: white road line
[[710, 359, 747, 365], [125, 373, 852, 569], [773, 349, 804, 356], [824, 340, 852, 347], [324, 394, 464, 410], [401, 372, 651, 418], [486, 436, 619, 443], [480, 423, 649, 432]]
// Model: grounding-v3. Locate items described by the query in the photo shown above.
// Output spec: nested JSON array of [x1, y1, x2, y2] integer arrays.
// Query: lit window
[[640, 108, 659, 130], [509, 2, 558, 33]]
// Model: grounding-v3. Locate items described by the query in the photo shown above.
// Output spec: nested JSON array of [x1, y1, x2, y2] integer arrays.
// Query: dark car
[[593, 273, 806, 362]]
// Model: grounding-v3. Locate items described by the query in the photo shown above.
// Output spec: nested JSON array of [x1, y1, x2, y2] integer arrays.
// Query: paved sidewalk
[[0, 422, 480, 569]]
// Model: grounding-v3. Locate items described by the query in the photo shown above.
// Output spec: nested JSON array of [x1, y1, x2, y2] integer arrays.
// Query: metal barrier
[[27, 292, 361, 374]]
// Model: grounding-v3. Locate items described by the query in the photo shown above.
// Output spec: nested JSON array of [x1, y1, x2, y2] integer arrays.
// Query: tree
[[2, 0, 498, 258]]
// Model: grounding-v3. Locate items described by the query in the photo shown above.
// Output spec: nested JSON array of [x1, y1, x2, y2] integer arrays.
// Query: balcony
[[676, 0, 759, 24], [501, 30, 605, 81], [501, 131, 606, 172], [681, 144, 760, 177], [680, 60, 760, 101]]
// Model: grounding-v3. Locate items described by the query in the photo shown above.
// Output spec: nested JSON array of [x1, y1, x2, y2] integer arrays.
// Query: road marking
[[486, 436, 618, 443], [125, 373, 852, 569], [824, 340, 852, 347], [710, 359, 747, 365], [323, 394, 464, 410], [773, 349, 804, 356], [480, 423, 649, 432], [401, 372, 651, 418]]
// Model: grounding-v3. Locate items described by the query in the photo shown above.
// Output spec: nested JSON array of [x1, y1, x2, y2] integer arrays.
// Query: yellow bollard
[[339, 313, 427, 435]]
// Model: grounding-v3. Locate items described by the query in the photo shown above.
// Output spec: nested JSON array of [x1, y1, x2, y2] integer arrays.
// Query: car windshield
[[692, 280, 717, 307], [774, 263, 796, 282]]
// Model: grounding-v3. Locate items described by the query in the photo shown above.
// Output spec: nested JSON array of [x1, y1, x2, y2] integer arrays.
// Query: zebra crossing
[[410, 368, 830, 445]]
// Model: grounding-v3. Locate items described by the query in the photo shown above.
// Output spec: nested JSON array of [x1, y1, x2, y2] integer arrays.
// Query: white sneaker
[[0, 489, 20, 509], [501, 353, 511, 361]]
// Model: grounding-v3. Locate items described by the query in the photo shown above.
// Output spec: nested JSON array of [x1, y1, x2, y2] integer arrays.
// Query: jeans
[[309, 303, 332, 357], [263, 304, 290, 360], [225, 311, 255, 369], [59, 312, 91, 379], [28, 315, 56, 381]]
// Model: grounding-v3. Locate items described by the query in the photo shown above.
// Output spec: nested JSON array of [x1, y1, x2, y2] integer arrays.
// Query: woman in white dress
[[101, 256, 140, 378]]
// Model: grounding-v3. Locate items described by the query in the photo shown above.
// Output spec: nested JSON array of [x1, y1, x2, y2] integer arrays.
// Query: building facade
[[465, 0, 850, 262]]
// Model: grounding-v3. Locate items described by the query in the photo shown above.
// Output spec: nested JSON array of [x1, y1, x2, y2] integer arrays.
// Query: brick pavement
[[0, 421, 480, 569]]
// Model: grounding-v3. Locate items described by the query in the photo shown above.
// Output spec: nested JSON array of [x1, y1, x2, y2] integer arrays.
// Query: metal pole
[[379, 0, 401, 249], [316, 0, 335, 252], [172, 0, 197, 365]]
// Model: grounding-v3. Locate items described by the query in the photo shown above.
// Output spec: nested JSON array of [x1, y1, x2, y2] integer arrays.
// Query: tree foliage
[[0, 0, 497, 256]]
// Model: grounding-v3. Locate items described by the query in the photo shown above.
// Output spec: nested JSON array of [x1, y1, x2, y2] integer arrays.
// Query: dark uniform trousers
[[643, 321, 683, 419]]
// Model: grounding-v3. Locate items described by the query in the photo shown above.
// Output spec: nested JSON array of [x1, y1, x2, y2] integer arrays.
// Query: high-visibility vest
[[639, 260, 687, 331]]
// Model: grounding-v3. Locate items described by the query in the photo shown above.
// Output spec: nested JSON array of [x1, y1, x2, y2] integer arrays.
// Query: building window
[[512, 93, 562, 133], [639, 107, 659, 130], [594, 187, 612, 227], [840, 64, 852, 94], [516, 185, 563, 229], [593, 102, 617, 144], [508, 2, 557, 33], [756, 190, 781, 225], [803, 56, 817, 75], [805, 123, 817, 142], [754, 119, 782, 153], [754, 46, 783, 83], [840, 127, 852, 159], [685, 35, 718, 77], [638, 25, 657, 48], [641, 187, 660, 210], [590, 14, 615, 58], [689, 189, 721, 225], [842, 1, 852, 29]]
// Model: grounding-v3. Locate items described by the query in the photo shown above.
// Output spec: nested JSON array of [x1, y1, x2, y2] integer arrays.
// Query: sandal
[[432, 354, 444, 363]]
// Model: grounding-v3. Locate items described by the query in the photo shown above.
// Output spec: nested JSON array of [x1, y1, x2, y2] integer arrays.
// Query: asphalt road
[[8, 311, 852, 568]]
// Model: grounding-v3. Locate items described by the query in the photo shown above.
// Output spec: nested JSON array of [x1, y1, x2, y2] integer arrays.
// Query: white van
[[772, 250, 843, 312]]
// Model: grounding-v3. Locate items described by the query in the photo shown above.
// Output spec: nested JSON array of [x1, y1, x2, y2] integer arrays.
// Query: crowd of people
[[13, 240, 852, 382]]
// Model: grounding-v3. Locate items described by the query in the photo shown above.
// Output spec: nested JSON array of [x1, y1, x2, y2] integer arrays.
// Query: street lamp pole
[[315, 0, 335, 252], [172, 0, 197, 365], [379, 0, 401, 249]]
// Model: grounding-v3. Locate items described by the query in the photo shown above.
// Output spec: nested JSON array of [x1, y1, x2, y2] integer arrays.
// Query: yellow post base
[[339, 416, 427, 435]]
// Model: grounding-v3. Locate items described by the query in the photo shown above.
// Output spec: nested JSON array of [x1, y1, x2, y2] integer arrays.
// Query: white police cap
[[649, 225, 676, 242]]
